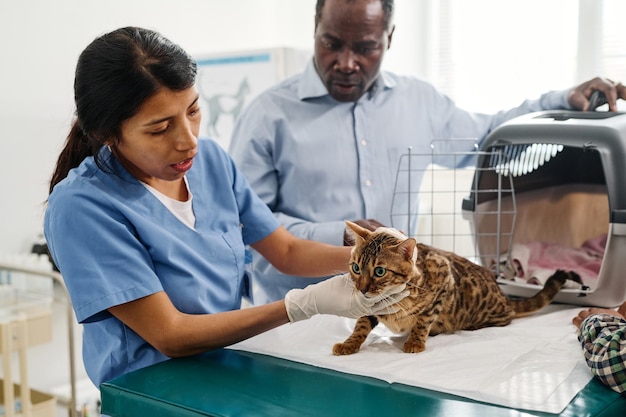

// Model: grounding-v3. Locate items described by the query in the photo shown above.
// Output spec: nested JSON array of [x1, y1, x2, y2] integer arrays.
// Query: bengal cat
[[333, 221, 582, 355]]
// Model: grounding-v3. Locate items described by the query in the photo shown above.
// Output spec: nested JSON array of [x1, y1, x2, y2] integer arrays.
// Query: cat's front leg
[[333, 316, 378, 355], [402, 316, 432, 353], [403, 291, 447, 353], [402, 254, 454, 353]]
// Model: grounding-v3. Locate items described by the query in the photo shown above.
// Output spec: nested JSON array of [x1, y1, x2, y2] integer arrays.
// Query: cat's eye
[[351, 263, 361, 274], [374, 266, 387, 277]]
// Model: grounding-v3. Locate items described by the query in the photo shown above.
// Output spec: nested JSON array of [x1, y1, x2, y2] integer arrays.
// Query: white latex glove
[[284, 273, 409, 323]]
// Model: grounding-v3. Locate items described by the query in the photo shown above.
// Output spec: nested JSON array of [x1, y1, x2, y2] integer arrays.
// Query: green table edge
[[101, 349, 626, 417]]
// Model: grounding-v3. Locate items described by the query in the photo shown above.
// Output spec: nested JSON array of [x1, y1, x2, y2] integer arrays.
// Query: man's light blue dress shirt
[[229, 58, 571, 304]]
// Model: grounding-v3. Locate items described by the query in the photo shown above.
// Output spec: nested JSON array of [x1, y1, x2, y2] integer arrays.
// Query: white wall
[[0, 0, 306, 254]]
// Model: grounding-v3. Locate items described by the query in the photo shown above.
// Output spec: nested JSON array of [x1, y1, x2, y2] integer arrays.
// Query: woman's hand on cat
[[284, 273, 410, 322]]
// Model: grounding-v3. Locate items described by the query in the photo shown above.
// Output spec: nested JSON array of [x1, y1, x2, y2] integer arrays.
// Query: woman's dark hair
[[49, 26, 197, 193]]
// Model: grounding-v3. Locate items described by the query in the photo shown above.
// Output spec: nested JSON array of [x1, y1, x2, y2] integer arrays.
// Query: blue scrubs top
[[44, 139, 279, 386]]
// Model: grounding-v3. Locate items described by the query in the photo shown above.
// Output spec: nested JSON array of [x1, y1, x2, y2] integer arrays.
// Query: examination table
[[100, 348, 626, 417]]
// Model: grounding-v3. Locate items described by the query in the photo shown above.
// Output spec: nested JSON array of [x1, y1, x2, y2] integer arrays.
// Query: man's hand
[[567, 77, 625, 112]]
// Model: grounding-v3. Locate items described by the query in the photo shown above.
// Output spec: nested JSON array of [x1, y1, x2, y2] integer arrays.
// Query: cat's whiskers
[[372, 290, 414, 317]]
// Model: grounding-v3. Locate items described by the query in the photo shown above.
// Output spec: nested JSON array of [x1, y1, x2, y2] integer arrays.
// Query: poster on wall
[[195, 47, 310, 150]]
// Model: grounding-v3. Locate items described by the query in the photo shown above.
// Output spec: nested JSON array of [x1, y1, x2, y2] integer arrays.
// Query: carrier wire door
[[390, 140, 516, 272]]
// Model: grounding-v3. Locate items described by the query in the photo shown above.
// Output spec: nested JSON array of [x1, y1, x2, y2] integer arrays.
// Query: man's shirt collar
[[298, 58, 396, 101]]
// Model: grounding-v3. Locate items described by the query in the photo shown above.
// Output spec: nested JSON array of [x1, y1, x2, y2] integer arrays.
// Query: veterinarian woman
[[44, 26, 408, 389]]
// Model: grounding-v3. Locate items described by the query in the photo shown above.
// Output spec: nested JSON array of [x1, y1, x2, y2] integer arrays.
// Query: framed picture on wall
[[195, 48, 310, 149]]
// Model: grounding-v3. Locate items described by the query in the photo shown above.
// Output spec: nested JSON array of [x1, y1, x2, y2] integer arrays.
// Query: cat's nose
[[356, 280, 370, 294]]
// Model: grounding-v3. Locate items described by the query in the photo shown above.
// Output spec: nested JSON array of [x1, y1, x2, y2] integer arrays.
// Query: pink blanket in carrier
[[497, 234, 606, 287]]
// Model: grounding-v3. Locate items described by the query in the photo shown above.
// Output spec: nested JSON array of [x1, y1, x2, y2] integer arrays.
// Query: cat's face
[[346, 221, 418, 297]]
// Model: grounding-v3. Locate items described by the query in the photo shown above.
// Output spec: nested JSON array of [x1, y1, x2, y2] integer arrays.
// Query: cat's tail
[[509, 270, 582, 318]]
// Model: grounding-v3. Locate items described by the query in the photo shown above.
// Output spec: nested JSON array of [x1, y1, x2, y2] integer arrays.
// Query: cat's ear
[[345, 220, 370, 243], [397, 238, 417, 261]]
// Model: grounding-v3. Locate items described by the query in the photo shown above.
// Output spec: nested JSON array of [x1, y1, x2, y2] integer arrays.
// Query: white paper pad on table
[[229, 304, 593, 414]]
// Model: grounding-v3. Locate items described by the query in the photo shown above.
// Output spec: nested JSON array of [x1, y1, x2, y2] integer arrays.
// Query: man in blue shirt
[[229, 0, 626, 305]]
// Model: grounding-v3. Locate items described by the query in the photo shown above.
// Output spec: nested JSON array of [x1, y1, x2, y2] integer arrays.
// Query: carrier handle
[[588, 90, 608, 111]]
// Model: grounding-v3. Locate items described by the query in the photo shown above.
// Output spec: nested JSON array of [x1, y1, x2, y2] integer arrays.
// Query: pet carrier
[[462, 110, 626, 307]]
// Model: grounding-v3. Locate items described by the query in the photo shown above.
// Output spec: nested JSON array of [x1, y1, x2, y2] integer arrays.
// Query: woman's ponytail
[[49, 121, 96, 194]]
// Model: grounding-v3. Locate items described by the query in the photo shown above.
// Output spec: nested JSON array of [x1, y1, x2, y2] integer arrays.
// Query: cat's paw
[[332, 342, 360, 356], [402, 340, 426, 353]]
